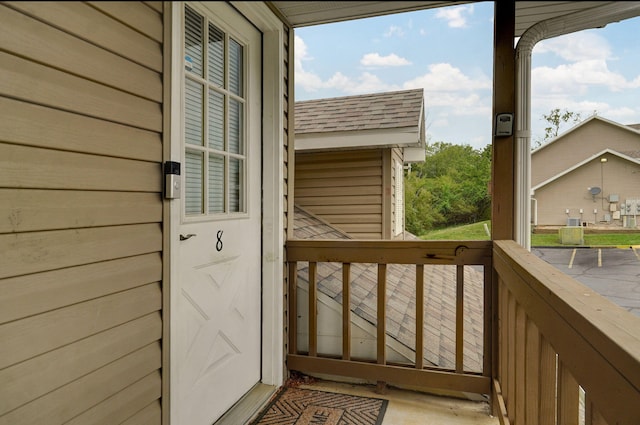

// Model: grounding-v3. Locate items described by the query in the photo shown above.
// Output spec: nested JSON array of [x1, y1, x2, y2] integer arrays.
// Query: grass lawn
[[531, 232, 640, 247], [419, 221, 491, 241], [419, 221, 640, 247]]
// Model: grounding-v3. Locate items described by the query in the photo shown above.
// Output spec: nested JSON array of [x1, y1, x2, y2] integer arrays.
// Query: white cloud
[[403, 63, 491, 91], [534, 32, 611, 61], [384, 25, 405, 38], [604, 106, 640, 122], [333, 72, 400, 94], [531, 30, 640, 133], [436, 5, 474, 28], [360, 53, 411, 67], [294, 35, 325, 92], [294, 35, 402, 95], [294, 35, 311, 67], [533, 60, 640, 96]]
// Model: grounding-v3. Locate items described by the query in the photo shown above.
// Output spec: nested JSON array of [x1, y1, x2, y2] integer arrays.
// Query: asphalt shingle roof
[[295, 89, 424, 135], [293, 205, 485, 372]]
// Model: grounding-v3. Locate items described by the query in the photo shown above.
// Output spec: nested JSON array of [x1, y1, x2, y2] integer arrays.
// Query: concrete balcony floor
[[289, 379, 499, 425]]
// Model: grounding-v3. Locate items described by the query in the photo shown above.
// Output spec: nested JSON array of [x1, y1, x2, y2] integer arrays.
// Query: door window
[[184, 5, 246, 217]]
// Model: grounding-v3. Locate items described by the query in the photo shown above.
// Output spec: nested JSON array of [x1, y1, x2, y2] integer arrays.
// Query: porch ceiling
[[267, 1, 614, 36]]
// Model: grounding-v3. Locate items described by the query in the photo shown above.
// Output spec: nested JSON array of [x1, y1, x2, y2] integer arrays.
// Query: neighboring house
[[293, 90, 484, 373], [295, 89, 426, 239], [531, 115, 640, 227]]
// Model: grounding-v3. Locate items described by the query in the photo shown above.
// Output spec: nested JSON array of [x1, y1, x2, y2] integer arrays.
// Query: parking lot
[[531, 246, 640, 317]]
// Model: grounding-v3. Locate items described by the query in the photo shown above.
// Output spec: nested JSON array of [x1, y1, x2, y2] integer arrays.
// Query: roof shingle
[[295, 89, 424, 134]]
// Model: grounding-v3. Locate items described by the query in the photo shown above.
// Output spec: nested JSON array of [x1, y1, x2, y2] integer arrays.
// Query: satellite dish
[[589, 187, 601, 196]]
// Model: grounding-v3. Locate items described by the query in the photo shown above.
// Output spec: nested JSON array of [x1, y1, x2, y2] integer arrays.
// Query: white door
[[172, 3, 262, 424]]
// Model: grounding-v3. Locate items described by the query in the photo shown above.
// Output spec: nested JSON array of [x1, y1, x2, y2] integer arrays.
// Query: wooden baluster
[[483, 262, 492, 377], [585, 393, 608, 425], [515, 304, 526, 424], [342, 263, 351, 360], [524, 319, 541, 425], [558, 359, 579, 425], [456, 264, 464, 373], [377, 264, 387, 365], [288, 261, 297, 355], [415, 264, 424, 369], [308, 261, 317, 357], [539, 337, 557, 425]]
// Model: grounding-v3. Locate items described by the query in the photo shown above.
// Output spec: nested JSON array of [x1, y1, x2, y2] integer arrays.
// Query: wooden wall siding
[[295, 150, 384, 239], [0, 2, 163, 424], [390, 148, 404, 239]]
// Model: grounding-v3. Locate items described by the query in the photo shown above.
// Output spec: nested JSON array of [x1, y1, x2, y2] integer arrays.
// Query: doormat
[[250, 386, 388, 425]]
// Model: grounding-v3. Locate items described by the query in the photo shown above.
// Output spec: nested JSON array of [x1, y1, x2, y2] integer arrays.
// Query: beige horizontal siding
[[144, 1, 163, 14], [0, 3, 164, 423], [0, 98, 161, 161], [295, 175, 382, 188], [89, 1, 164, 43], [121, 401, 162, 425], [295, 150, 384, 238], [0, 343, 161, 425], [0, 52, 161, 131], [0, 313, 161, 414], [0, 4, 161, 102], [296, 195, 382, 206], [319, 214, 382, 224], [295, 185, 381, 197], [296, 165, 382, 179], [65, 372, 162, 425], [0, 253, 162, 324], [0, 223, 162, 279], [0, 144, 161, 191], [4, 1, 162, 71], [0, 190, 162, 233], [0, 283, 162, 369]]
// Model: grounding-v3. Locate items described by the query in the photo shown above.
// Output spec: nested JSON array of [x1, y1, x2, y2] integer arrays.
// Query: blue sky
[[293, 2, 640, 151]]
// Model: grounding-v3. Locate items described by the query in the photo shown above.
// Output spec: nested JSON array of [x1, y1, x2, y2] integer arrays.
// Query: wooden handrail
[[493, 240, 640, 425]]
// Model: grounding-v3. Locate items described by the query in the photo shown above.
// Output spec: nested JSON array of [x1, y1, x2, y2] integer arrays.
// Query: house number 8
[[216, 230, 223, 252]]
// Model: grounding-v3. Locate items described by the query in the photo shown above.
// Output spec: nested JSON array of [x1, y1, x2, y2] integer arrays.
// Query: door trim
[[164, 2, 285, 424]]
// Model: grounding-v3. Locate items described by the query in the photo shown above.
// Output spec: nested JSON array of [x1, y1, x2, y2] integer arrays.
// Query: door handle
[[180, 233, 197, 241]]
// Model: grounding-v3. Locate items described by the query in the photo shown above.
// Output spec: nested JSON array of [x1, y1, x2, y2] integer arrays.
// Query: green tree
[[534, 108, 582, 148], [405, 142, 491, 235]]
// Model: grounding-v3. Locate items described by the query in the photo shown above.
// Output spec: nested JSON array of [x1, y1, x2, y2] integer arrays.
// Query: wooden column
[[491, 0, 516, 241]]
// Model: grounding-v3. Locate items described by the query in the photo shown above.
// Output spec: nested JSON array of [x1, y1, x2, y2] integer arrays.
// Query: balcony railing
[[285, 239, 640, 425], [286, 239, 493, 395], [493, 240, 640, 425]]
